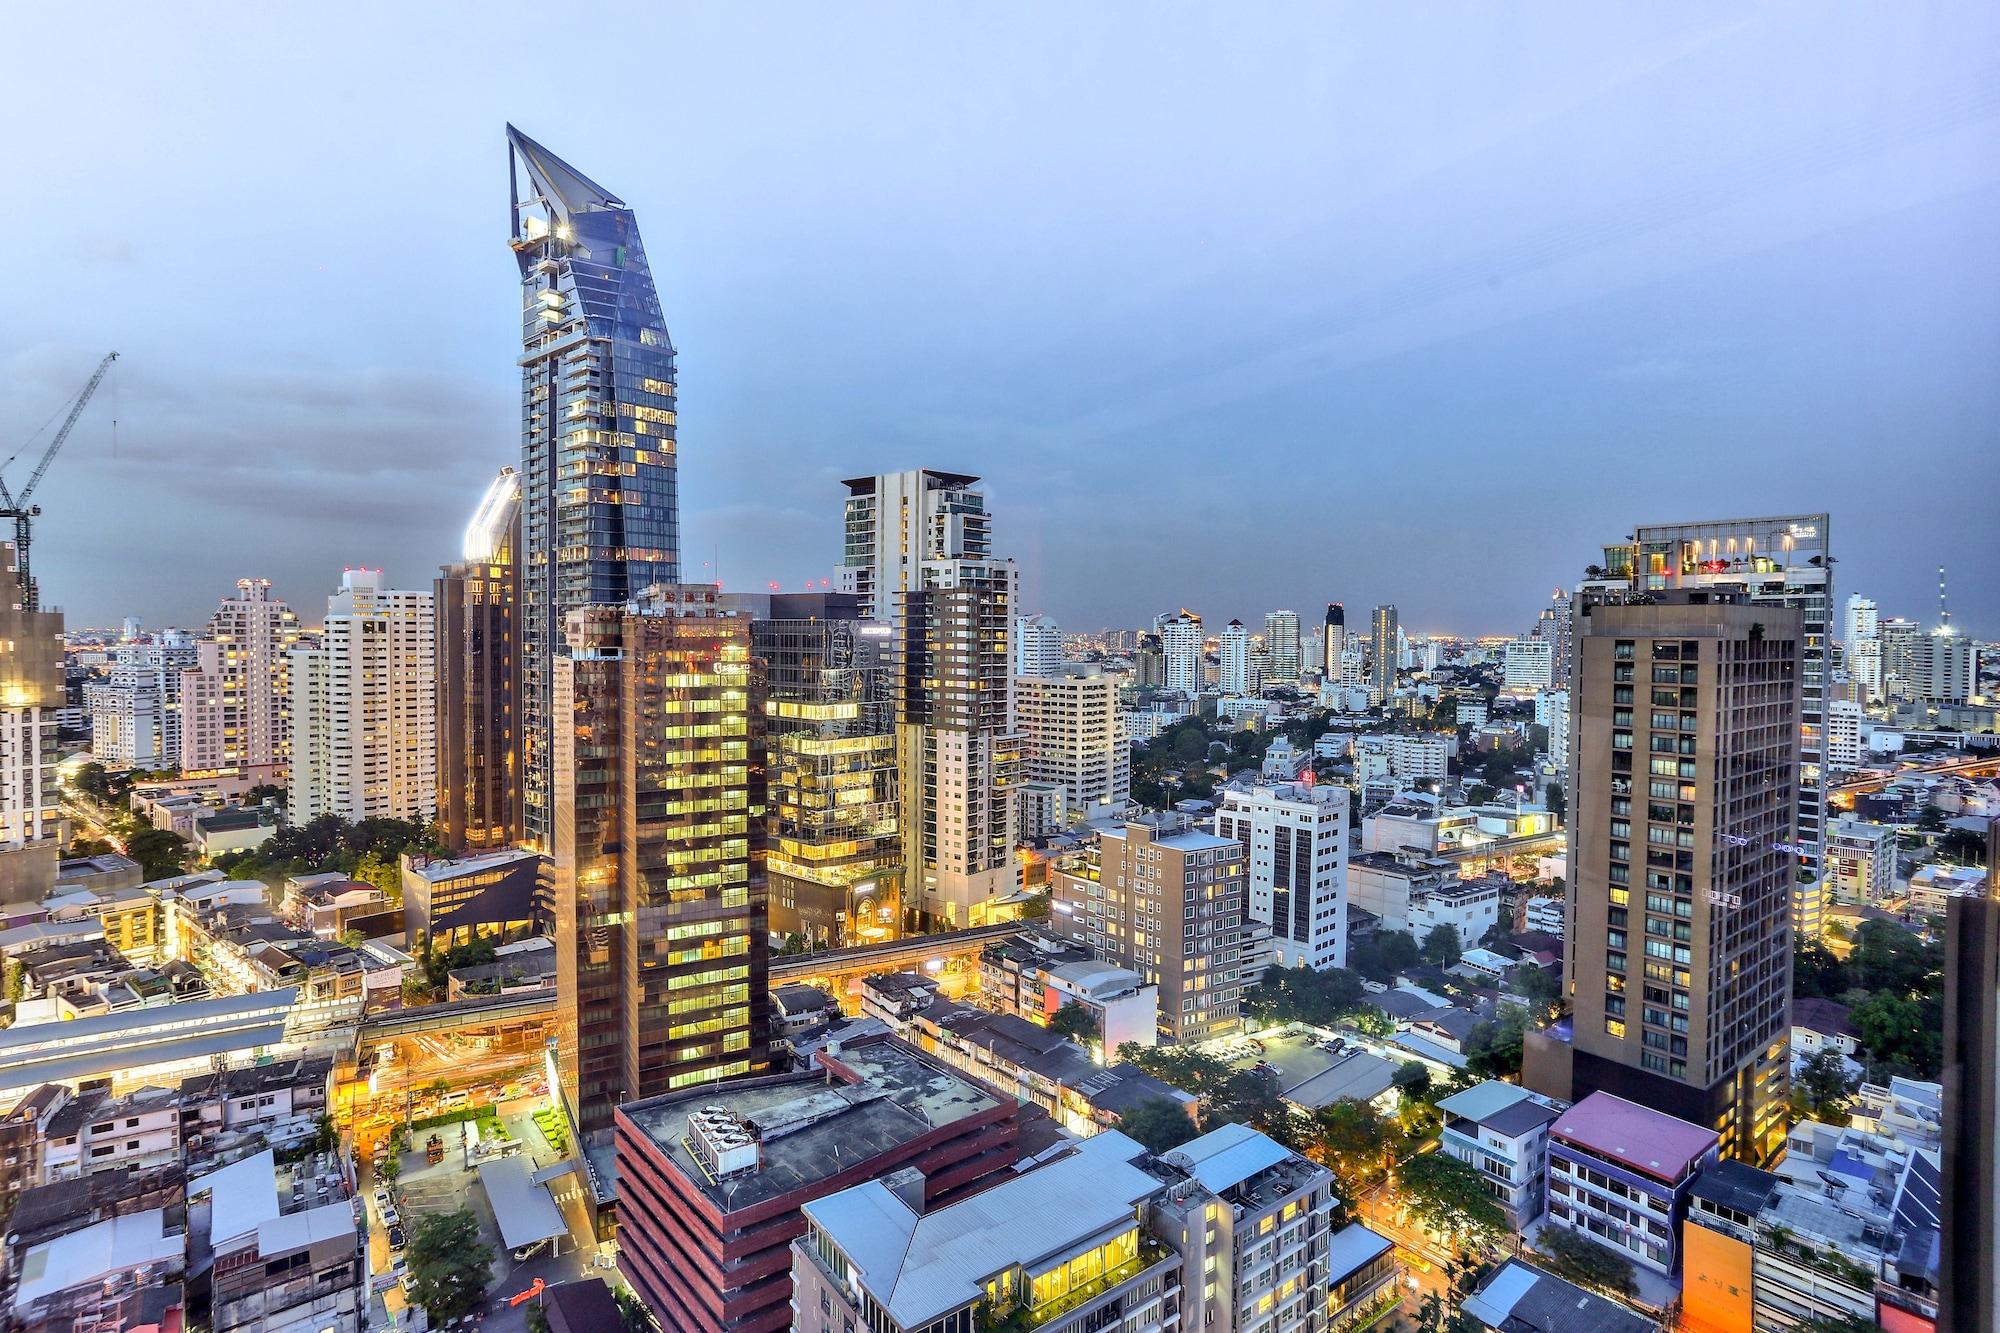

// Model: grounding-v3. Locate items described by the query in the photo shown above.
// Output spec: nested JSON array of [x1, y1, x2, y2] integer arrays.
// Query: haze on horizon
[[7, 2, 1997, 636]]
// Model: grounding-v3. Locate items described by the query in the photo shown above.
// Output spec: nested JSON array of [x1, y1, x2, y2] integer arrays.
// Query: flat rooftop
[[620, 1037, 1002, 1213]]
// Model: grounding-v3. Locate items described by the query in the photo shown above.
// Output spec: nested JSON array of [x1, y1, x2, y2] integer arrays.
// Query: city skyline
[[8, 4, 1997, 636]]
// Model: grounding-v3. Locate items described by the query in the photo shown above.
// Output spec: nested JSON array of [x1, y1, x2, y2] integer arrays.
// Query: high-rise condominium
[[1217, 619, 1251, 695], [1011, 612, 1063, 678], [841, 471, 1021, 929], [179, 579, 301, 777], [1156, 610, 1203, 695], [84, 633, 197, 766], [1015, 669, 1130, 823], [741, 591, 901, 948], [1215, 781, 1349, 970], [553, 586, 770, 1132], [1535, 589, 1573, 688], [1579, 514, 1831, 872], [1529, 592, 1799, 1165], [1369, 604, 1398, 703], [288, 569, 437, 825], [436, 469, 522, 853], [1842, 593, 1878, 646], [1913, 627, 1976, 704], [1322, 602, 1345, 678], [0, 543, 64, 860], [509, 125, 680, 852], [1263, 609, 1300, 682]]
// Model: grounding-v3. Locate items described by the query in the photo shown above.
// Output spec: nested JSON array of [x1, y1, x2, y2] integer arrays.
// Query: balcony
[[980, 1239, 1177, 1332]]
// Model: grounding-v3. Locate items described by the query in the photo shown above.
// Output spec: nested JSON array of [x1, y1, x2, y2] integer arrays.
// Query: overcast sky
[[9, 3, 1997, 636]]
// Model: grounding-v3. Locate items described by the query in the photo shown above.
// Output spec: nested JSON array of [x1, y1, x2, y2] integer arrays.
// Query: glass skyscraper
[[508, 125, 680, 848]]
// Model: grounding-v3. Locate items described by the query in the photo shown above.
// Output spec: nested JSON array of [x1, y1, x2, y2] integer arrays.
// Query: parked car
[[388, 1226, 406, 1252]]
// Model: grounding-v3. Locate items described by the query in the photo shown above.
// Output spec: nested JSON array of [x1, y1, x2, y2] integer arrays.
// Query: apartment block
[[1050, 814, 1247, 1043], [1016, 668, 1131, 825], [1214, 781, 1349, 970], [1545, 1091, 1718, 1276]]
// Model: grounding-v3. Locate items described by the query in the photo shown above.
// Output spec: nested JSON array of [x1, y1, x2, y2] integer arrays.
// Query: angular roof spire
[[507, 124, 624, 221]]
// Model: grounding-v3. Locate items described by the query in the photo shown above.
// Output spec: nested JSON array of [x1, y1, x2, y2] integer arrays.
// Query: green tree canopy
[[125, 828, 190, 880], [1421, 924, 1463, 969], [1535, 1224, 1637, 1297], [1048, 1000, 1099, 1043], [1117, 1097, 1199, 1155], [404, 1207, 494, 1324], [1311, 1098, 1392, 1199], [1397, 1151, 1507, 1250]]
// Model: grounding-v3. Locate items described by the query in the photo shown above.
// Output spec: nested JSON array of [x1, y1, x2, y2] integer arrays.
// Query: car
[[388, 1226, 406, 1251], [373, 1189, 390, 1209]]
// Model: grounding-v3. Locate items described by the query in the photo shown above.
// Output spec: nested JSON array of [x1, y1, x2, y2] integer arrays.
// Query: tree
[[615, 1286, 659, 1332], [353, 851, 400, 898], [1850, 991, 1943, 1079], [125, 828, 190, 879], [1391, 1060, 1432, 1100], [1117, 1097, 1199, 1155], [1535, 1223, 1636, 1298], [1791, 1049, 1855, 1125], [379, 1151, 401, 1185], [1396, 1152, 1506, 1250], [1464, 1008, 1529, 1080], [72, 762, 115, 802], [1849, 919, 1940, 997], [1048, 1000, 1099, 1043], [1376, 930, 1420, 974], [1172, 727, 1209, 764], [1792, 939, 1850, 999], [1543, 781, 1566, 821], [1310, 1099, 1392, 1198], [1421, 924, 1463, 969], [404, 1207, 494, 1324]]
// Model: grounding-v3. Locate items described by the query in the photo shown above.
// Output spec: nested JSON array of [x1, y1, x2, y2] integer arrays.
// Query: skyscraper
[[435, 469, 522, 853], [1322, 603, 1345, 678], [1263, 609, 1300, 682], [1015, 669, 1130, 823], [1535, 589, 1574, 688], [1528, 592, 1799, 1165], [1940, 817, 2000, 1333], [1841, 593, 1878, 646], [288, 569, 438, 825], [1218, 620, 1251, 695], [1011, 612, 1063, 678], [1579, 514, 1831, 872], [841, 471, 1021, 929], [1156, 610, 1203, 695], [1214, 781, 1349, 970], [552, 585, 771, 1132], [0, 543, 64, 870], [509, 125, 680, 852], [1368, 604, 1398, 704], [179, 579, 301, 778], [742, 591, 901, 949], [1913, 627, 1976, 704]]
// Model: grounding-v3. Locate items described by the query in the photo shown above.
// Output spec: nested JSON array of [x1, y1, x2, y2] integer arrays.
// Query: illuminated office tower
[[1577, 514, 1831, 872], [740, 591, 901, 949], [509, 126, 680, 851], [436, 469, 523, 853], [180, 579, 302, 777], [841, 471, 1021, 929], [1156, 610, 1203, 695], [1263, 609, 1300, 682], [552, 585, 770, 1132], [1530, 592, 1799, 1166], [1369, 604, 1398, 703], [288, 570, 437, 825]]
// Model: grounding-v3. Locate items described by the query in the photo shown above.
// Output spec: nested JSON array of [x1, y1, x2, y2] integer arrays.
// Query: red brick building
[[614, 1034, 1022, 1333]]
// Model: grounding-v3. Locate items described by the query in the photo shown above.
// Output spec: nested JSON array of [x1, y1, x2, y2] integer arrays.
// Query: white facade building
[[1534, 688, 1570, 771], [1355, 733, 1451, 783], [288, 569, 437, 824], [1156, 610, 1203, 696], [1011, 613, 1063, 678], [1214, 781, 1349, 970], [86, 635, 199, 766], [1217, 620, 1251, 696], [1825, 698, 1865, 771], [1826, 817, 1895, 904], [1912, 629, 1976, 704], [1502, 636, 1554, 692], [1015, 670, 1129, 824], [1843, 594, 1878, 646]]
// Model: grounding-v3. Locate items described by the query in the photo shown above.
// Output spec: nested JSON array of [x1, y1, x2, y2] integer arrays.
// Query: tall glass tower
[[508, 125, 680, 848]]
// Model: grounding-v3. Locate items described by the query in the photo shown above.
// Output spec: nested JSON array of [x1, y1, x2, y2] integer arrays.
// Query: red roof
[[1550, 1091, 1717, 1182]]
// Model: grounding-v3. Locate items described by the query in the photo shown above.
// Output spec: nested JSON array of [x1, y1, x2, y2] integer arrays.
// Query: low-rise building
[[1461, 1259, 1654, 1333], [1827, 817, 1895, 904], [1545, 1091, 1718, 1276], [613, 1034, 1026, 1333], [399, 847, 547, 947], [280, 875, 387, 938], [1436, 1081, 1563, 1230]]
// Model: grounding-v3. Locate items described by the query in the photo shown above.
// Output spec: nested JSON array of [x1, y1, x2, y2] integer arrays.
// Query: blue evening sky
[[9, 2, 1997, 636]]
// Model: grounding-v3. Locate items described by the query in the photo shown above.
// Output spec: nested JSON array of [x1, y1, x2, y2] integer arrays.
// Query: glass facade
[[510, 126, 680, 849]]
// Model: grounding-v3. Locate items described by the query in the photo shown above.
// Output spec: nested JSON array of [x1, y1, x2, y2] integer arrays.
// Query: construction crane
[[0, 351, 118, 610]]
